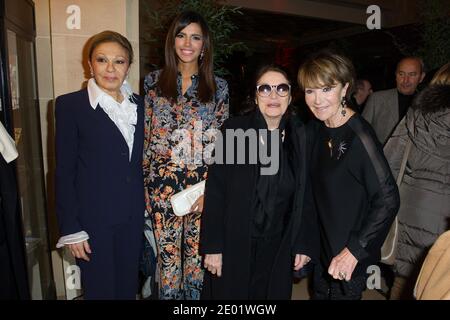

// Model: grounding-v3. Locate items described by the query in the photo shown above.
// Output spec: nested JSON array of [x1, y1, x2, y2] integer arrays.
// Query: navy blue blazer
[[55, 88, 145, 236]]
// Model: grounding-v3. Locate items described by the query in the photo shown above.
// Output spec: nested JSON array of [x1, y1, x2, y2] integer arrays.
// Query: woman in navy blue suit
[[55, 31, 145, 299]]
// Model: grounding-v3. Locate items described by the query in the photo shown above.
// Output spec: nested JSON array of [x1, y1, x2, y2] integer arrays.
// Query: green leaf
[[141, 0, 248, 75]]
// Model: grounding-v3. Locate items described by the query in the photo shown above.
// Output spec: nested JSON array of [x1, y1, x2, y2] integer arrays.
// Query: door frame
[[0, 0, 56, 299]]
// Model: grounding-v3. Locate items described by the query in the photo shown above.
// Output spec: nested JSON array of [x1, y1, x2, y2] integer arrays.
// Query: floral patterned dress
[[143, 70, 229, 300]]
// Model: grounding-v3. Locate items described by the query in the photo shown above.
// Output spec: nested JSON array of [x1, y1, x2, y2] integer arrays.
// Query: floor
[[63, 275, 388, 300], [291, 277, 387, 300]]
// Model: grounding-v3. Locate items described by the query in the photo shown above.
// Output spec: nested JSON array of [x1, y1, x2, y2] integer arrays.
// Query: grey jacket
[[384, 85, 450, 279], [363, 88, 399, 145]]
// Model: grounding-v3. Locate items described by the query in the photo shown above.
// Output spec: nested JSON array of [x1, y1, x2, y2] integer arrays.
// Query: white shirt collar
[[86, 78, 137, 161], [87, 78, 133, 109]]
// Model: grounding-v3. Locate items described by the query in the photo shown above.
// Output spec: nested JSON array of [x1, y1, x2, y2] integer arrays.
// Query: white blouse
[[87, 78, 137, 161]]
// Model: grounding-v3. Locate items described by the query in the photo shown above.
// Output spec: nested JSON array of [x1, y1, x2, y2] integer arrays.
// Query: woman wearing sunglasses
[[298, 51, 400, 300], [200, 65, 317, 299]]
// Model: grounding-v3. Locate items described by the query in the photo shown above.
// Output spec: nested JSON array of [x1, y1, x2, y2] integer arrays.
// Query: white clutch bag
[[170, 180, 206, 216]]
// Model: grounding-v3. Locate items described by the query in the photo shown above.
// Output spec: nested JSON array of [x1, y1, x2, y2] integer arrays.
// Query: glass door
[[1, 0, 55, 299]]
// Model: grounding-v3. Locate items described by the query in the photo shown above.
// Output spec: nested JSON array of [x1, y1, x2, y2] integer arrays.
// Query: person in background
[[200, 65, 316, 300], [350, 78, 372, 113], [298, 51, 400, 300], [414, 230, 450, 300], [363, 57, 425, 145], [143, 11, 229, 300], [384, 62, 450, 300], [55, 31, 145, 299]]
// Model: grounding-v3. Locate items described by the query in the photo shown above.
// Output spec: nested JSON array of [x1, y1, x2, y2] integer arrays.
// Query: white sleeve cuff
[[56, 231, 89, 248]]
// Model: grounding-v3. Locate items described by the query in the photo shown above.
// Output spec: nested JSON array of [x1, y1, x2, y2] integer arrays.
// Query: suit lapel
[[385, 90, 400, 143], [389, 89, 399, 123], [94, 106, 128, 148], [93, 94, 141, 162], [130, 95, 143, 163], [378, 89, 400, 144], [390, 89, 400, 123]]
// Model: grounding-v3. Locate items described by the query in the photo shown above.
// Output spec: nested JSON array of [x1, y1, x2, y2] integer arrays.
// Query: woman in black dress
[[200, 65, 316, 299], [297, 51, 400, 300]]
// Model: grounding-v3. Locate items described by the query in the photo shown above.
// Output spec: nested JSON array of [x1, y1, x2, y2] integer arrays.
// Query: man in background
[[363, 57, 425, 145]]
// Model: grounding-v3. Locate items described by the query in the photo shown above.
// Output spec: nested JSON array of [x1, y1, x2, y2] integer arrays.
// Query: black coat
[[200, 112, 318, 299], [0, 155, 30, 299]]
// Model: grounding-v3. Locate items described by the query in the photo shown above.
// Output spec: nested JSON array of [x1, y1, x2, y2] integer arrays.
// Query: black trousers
[[77, 219, 143, 300], [248, 234, 282, 300], [0, 157, 29, 299], [0, 240, 18, 299]]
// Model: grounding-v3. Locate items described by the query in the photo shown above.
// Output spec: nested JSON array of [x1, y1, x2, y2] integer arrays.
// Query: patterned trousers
[[151, 208, 204, 300]]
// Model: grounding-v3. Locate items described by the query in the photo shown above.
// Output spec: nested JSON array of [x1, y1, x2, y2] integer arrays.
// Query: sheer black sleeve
[[294, 171, 320, 262], [346, 118, 400, 261], [294, 120, 320, 262]]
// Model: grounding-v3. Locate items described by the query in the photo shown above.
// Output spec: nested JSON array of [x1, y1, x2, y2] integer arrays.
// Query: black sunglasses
[[256, 83, 291, 97]]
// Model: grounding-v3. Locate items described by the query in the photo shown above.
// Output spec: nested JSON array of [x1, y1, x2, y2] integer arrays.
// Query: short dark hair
[[254, 65, 291, 94], [241, 64, 293, 115], [88, 30, 134, 64], [355, 79, 366, 90]]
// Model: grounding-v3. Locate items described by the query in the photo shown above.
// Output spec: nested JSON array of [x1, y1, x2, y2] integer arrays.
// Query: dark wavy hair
[[158, 11, 215, 102], [240, 64, 293, 115]]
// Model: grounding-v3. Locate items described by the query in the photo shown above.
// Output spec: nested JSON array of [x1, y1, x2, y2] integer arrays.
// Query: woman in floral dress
[[143, 11, 229, 300]]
